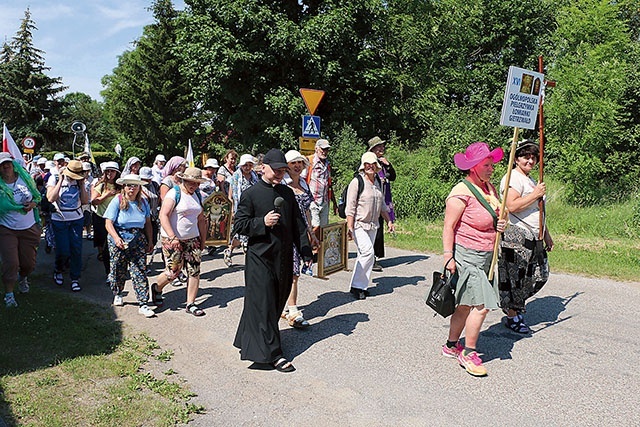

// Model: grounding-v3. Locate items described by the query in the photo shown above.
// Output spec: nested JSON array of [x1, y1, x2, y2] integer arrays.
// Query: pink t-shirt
[[447, 182, 499, 252]]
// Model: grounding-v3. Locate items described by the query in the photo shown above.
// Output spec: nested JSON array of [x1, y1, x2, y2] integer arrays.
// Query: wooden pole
[[488, 127, 519, 281], [537, 55, 546, 240]]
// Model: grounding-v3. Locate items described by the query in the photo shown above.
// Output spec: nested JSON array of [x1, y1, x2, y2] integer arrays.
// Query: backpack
[[173, 184, 202, 207], [337, 175, 365, 219]]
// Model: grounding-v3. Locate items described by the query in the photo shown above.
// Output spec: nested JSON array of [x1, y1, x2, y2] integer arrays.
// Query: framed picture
[[203, 191, 232, 246], [317, 221, 348, 278]]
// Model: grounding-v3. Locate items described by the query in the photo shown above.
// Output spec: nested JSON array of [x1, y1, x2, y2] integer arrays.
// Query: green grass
[[331, 178, 640, 282], [0, 288, 204, 426]]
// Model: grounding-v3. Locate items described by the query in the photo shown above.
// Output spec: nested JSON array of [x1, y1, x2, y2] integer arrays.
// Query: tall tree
[[0, 8, 66, 150], [102, 0, 199, 163]]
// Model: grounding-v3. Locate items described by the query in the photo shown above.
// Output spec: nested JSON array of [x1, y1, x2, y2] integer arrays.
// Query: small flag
[[186, 139, 194, 167], [2, 123, 26, 168]]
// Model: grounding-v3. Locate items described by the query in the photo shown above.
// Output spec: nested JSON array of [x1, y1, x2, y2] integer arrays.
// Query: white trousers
[[349, 227, 377, 290]]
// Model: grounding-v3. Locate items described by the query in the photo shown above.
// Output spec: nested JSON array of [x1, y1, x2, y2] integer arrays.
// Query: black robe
[[232, 179, 312, 363]]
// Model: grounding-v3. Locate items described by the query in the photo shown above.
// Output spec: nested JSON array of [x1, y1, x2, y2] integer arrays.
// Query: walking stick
[[488, 127, 520, 281]]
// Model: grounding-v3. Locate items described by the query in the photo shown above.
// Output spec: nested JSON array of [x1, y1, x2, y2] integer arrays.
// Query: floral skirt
[[498, 225, 550, 313]]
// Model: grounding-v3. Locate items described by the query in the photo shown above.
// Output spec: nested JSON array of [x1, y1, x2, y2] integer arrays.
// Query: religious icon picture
[[317, 221, 348, 278], [203, 191, 232, 246]]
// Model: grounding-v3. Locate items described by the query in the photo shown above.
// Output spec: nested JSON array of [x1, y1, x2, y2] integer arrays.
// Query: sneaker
[[138, 304, 155, 318], [4, 294, 18, 308], [53, 271, 64, 286], [372, 262, 383, 272], [113, 294, 124, 306], [70, 280, 81, 292], [458, 351, 487, 377], [223, 248, 233, 267], [442, 341, 464, 358], [18, 276, 30, 294]]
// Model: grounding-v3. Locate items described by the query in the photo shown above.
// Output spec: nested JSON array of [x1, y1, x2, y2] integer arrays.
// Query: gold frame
[[317, 221, 348, 278], [203, 191, 232, 246]]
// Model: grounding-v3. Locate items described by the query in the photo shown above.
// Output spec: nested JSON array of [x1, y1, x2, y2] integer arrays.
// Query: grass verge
[[0, 287, 204, 426]]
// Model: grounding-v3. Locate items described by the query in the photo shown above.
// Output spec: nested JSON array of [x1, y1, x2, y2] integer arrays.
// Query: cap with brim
[[77, 152, 90, 160], [62, 160, 85, 180], [453, 142, 504, 171], [177, 167, 207, 183], [53, 153, 65, 161], [262, 148, 289, 170], [116, 174, 147, 186], [155, 154, 166, 163], [358, 151, 381, 172], [44, 160, 55, 170], [139, 166, 153, 180], [37, 157, 47, 165], [238, 154, 256, 167], [285, 150, 309, 166], [368, 136, 386, 150], [82, 162, 92, 171], [0, 152, 13, 165], [315, 139, 331, 149]]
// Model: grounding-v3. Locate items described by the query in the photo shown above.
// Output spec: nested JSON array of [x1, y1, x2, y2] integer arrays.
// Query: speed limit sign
[[22, 137, 36, 149]]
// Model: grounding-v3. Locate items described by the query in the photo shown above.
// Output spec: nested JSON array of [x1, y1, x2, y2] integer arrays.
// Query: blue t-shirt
[[104, 197, 150, 229]]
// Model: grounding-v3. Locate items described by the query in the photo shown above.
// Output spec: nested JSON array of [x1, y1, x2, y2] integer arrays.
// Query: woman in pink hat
[[441, 142, 507, 377]]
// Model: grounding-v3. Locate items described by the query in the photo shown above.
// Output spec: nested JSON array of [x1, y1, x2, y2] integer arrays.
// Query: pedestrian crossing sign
[[302, 115, 321, 138]]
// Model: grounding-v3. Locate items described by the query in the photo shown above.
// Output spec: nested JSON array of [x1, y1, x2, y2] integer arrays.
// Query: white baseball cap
[[204, 158, 219, 169]]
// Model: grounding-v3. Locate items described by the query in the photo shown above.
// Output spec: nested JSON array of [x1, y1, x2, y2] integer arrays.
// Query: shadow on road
[[282, 312, 370, 360], [378, 254, 430, 268], [481, 292, 580, 362]]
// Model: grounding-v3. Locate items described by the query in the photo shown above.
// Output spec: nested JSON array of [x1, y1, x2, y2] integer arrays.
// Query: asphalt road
[[39, 239, 640, 426]]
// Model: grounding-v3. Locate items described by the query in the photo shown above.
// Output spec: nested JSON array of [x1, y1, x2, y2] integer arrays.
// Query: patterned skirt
[[498, 225, 550, 314]]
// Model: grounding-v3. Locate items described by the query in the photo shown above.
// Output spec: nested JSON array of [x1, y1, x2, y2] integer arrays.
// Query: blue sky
[[0, 0, 186, 101]]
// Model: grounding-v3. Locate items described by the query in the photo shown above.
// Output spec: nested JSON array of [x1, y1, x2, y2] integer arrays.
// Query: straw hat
[[62, 160, 85, 180], [177, 167, 207, 183]]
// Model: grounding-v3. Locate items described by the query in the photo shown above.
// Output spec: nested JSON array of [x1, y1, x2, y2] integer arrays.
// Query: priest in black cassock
[[232, 149, 313, 372]]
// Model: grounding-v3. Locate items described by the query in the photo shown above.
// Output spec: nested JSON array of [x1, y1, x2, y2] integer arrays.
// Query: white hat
[[0, 152, 13, 165], [82, 162, 92, 171], [155, 154, 166, 163], [315, 139, 331, 149], [139, 166, 153, 180], [204, 158, 219, 169], [358, 151, 381, 172], [37, 157, 48, 165], [44, 160, 55, 170], [116, 174, 147, 186], [285, 150, 309, 166], [101, 161, 120, 173], [238, 154, 256, 167], [53, 153, 65, 161]]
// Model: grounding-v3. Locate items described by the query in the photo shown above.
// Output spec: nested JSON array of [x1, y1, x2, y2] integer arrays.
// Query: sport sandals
[[186, 303, 205, 317], [506, 315, 531, 334], [70, 280, 81, 292]]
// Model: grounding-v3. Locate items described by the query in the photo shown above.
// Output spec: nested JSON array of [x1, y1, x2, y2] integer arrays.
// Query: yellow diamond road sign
[[299, 88, 325, 116]]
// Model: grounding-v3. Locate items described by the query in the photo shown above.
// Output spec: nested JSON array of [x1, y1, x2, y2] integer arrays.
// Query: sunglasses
[[125, 183, 140, 188]]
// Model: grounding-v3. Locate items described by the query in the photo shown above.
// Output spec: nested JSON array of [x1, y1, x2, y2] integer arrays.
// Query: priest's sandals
[[273, 358, 295, 373], [281, 309, 310, 329]]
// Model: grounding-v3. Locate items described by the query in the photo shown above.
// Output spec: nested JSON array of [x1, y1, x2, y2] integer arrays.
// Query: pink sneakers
[[441, 342, 464, 358], [457, 350, 487, 377]]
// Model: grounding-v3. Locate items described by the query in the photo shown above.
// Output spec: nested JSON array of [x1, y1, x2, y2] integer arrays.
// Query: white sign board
[[499, 66, 544, 130]]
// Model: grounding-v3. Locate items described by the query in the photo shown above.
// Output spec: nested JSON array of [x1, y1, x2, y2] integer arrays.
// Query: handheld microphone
[[274, 197, 284, 214]]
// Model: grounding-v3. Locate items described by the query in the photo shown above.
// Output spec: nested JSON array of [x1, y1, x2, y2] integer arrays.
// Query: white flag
[[2, 124, 26, 168], [186, 139, 194, 167]]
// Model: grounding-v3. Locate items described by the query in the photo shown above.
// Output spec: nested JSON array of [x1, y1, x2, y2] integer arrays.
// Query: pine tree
[[0, 8, 66, 149]]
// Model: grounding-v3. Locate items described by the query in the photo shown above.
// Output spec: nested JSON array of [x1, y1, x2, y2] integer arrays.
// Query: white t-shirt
[[0, 176, 36, 230], [500, 169, 542, 235], [46, 174, 83, 222], [160, 187, 202, 240]]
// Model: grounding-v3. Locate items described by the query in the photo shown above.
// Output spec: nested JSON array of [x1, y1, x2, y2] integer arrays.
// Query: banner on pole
[[499, 66, 544, 130]]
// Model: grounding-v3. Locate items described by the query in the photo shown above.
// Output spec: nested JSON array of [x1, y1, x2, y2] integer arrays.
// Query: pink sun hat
[[453, 142, 504, 171]]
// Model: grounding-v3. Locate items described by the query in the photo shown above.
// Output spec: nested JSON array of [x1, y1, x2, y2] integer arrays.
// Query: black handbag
[[426, 258, 457, 318]]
